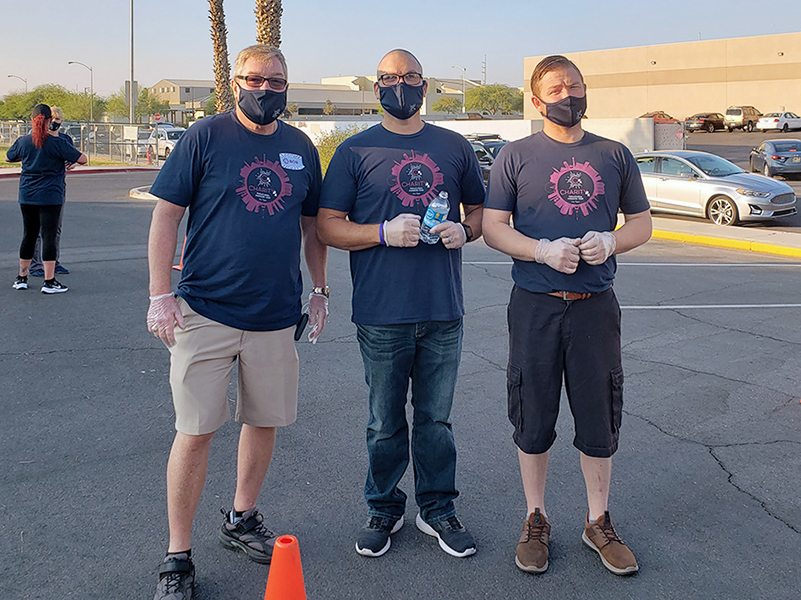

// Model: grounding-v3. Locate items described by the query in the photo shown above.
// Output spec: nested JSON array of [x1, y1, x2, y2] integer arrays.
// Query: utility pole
[[482, 55, 487, 86], [130, 0, 135, 123]]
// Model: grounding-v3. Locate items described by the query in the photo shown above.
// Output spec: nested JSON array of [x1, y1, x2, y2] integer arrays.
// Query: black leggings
[[20, 204, 62, 262]]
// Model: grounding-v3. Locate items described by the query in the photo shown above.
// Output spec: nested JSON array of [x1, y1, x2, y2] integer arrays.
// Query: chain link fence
[[1, 120, 157, 164]]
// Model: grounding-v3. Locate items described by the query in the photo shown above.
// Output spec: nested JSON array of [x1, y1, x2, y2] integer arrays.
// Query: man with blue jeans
[[318, 49, 485, 558]]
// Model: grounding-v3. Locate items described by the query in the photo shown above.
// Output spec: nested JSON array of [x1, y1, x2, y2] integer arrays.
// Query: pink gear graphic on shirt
[[235, 156, 293, 215], [389, 150, 445, 208], [547, 158, 605, 217]]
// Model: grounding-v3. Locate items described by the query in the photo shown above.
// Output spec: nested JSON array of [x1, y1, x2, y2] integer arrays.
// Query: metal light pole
[[130, 0, 135, 124], [7, 74, 27, 93], [452, 65, 466, 113], [68, 61, 94, 122]]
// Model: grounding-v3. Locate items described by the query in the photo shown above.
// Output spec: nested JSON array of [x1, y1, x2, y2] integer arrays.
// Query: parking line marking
[[623, 304, 801, 309]]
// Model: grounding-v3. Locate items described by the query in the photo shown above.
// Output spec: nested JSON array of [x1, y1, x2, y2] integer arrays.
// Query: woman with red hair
[[5, 104, 87, 293]]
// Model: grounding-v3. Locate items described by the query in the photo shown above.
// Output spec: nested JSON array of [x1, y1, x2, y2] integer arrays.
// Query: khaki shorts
[[168, 297, 299, 435]]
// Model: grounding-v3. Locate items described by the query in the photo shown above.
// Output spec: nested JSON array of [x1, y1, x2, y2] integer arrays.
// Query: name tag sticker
[[280, 153, 305, 170]]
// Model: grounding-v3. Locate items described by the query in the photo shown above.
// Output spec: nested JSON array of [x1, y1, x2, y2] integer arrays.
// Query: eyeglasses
[[377, 72, 423, 87], [235, 75, 288, 91]]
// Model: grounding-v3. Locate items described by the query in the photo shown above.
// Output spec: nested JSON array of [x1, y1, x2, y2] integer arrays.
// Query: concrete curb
[[0, 166, 160, 179], [129, 186, 157, 200], [651, 229, 801, 258]]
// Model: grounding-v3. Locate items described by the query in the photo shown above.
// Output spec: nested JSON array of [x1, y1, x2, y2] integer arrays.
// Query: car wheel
[[763, 163, 772, 177], [164, 147, 171, 158], [706, 122, 715, 133], [746, 122, 754, 133], [707, 196, 738, 226], [782, 124, 789, 133], [727, 126, 733, 132]]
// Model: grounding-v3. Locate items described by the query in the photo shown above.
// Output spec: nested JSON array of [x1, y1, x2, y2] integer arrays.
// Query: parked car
[[749, 139, 801, 177], [634, 150, 796, 226], [724, 106, 761, 132], [147, 127, 186, 159], [469, 142, 494, 184], [756, 112, 801, 133], [639, 111, 680, 123], [685, 113, 726, 133], [464, 133, 508, 159]]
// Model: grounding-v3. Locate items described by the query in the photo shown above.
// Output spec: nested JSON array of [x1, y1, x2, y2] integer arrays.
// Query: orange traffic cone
[[264, 535, 307, 600], [172, 237, 186, 271]]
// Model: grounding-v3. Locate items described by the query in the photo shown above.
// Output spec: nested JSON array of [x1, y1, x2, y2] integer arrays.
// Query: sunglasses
[[235, 75, 288, 91]]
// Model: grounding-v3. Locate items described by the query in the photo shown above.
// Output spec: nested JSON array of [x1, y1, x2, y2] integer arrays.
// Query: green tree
[[432, 96, 462, 114], [106, 87, 169, 121], [323, 99, 337, 116], [204, 91, 217, 116], [315, 125, 367, 174], [0, 85, 104, 120], [465, 84, 523, 115]]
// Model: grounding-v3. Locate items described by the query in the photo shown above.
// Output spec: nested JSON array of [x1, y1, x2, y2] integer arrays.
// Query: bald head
[[377, 49, 423, 77]]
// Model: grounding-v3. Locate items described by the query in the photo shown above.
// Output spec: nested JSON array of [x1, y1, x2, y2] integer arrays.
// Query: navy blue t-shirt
[[6, 134, 82, 205], [486, 131, 650, 294], [149, 112, 322, 331], [319, 123, 485, 325]]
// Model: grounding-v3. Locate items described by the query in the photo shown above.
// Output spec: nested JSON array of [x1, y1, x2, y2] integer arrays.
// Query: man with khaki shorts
[[146, 45, 329, 600]]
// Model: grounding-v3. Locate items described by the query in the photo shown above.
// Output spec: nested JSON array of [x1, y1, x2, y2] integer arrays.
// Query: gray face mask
[[538, 94, 586, 128]]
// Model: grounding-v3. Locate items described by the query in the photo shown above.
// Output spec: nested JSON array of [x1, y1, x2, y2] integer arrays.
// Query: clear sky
[[1, 0, 796, 98]]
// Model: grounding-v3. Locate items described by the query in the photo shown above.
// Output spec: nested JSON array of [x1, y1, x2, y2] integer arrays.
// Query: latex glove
[[146, 293, 185, 347], [430, 221, 467, 249], [579, 231, 617, 265], [534, 237, 581, 274], [65, 162, 76, 171], [384, 214, 420, 247], [307, 293, 329, 344]]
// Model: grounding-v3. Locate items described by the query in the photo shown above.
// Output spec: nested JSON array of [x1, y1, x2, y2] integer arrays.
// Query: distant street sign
[[154, 113, 162, 122]]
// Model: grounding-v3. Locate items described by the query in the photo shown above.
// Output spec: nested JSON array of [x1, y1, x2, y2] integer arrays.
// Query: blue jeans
[[356, 319, 463, 524]]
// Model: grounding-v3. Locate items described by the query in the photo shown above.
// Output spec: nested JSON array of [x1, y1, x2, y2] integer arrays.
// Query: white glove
[[430, 221, 467, 249], [384, 214, 420, 247], [307, 293, 329, 344], [534, 237, 581, 274], [578, 231, 617, 265], [146, 293, 185, 347]]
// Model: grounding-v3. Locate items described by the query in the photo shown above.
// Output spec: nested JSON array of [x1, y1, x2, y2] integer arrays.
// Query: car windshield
[[763, 113, 781, 118], [684, 154, 744, 176], [773, 141, 801, 152], [166, 131, 184, 140]]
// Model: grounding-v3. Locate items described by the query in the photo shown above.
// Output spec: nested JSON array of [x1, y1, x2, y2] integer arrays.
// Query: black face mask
[[379, 82, 425, 120], [236, 84, 287, 126], [539, 94, 586, 128], [49, 121, 62, 132]]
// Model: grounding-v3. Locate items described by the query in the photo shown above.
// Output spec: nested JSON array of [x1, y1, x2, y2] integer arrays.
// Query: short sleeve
[[301, 140, 322, 217], [149, 129, 204, 207], [6, 139, 21, 162], [319, 144, 358, 214], [485, 146, 518, 212], [460, 140, 486, 206], [617, 147, 650, 215], [51, 137, 82, 164]]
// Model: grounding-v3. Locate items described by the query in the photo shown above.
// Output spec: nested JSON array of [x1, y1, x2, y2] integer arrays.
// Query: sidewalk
[[0, 164, 160, 179]]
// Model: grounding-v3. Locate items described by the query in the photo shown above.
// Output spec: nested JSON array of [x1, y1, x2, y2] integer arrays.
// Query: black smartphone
[[294, 312, 309, 341]]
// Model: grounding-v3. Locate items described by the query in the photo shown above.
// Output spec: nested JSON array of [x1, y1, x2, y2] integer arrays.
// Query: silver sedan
[[634, 150, 797, 226]]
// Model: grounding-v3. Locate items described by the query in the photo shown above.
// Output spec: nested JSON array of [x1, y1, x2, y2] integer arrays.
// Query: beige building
[[523, 32, 801, 121]]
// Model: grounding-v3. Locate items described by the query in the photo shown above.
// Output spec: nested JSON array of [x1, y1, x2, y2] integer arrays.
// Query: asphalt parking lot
[[1, 172, 800, 600]]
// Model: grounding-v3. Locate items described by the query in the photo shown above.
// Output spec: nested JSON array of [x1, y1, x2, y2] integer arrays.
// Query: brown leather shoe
[[515, 508, 550, 573], [582, 511, 638, 575]]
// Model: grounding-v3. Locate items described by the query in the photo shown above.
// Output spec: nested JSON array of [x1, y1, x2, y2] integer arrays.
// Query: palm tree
[[209, 0, 234, 112], [255, 0, 282, 47]]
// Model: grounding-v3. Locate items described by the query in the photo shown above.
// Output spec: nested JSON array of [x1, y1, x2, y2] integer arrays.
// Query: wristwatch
[[462, 224, 474, 243], [311, 286, 330, 298]]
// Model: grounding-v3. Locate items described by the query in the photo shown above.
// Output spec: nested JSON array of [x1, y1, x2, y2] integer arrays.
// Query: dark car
[[465, 134, 508, 184], [749, 139, 801, 177], [686, 113, 726, 133]]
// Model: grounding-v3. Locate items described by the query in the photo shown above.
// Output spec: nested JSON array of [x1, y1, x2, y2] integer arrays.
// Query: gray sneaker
[[415, 513, 476, 557], [154, 554, 194, 600], [355, 515, 404, 557], [218, 508, 276, 564]]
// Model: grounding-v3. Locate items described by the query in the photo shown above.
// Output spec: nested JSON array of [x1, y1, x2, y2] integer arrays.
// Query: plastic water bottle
[[420, 191, 450, 244]]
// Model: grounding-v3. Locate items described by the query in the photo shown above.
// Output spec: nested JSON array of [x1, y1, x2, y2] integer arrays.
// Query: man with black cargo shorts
[[483, 55, 652, 576]]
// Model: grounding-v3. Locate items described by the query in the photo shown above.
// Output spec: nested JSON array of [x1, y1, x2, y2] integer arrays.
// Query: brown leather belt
[[547, 291, 592, 301]]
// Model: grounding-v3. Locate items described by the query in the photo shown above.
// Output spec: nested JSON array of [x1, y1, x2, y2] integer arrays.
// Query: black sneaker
[[41, 279, 68, 294], [55, 264, 70, 275], [218, 508, 276, 564], [12, 275, 27, 290], [154, 553, 194, 600], [416, 513, 476, 557], [355, 515, 404, 557]]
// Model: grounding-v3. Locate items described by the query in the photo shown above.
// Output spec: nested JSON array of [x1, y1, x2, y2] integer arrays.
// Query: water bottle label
[[423, 211, 446, 229]]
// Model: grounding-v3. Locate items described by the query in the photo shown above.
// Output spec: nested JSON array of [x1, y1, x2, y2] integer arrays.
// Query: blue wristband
[[379, 221, 386, 246]]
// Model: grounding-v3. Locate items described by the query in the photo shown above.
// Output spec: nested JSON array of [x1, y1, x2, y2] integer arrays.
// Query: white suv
[[725, 106, 762, 133], [148, 127, 186, 158]]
